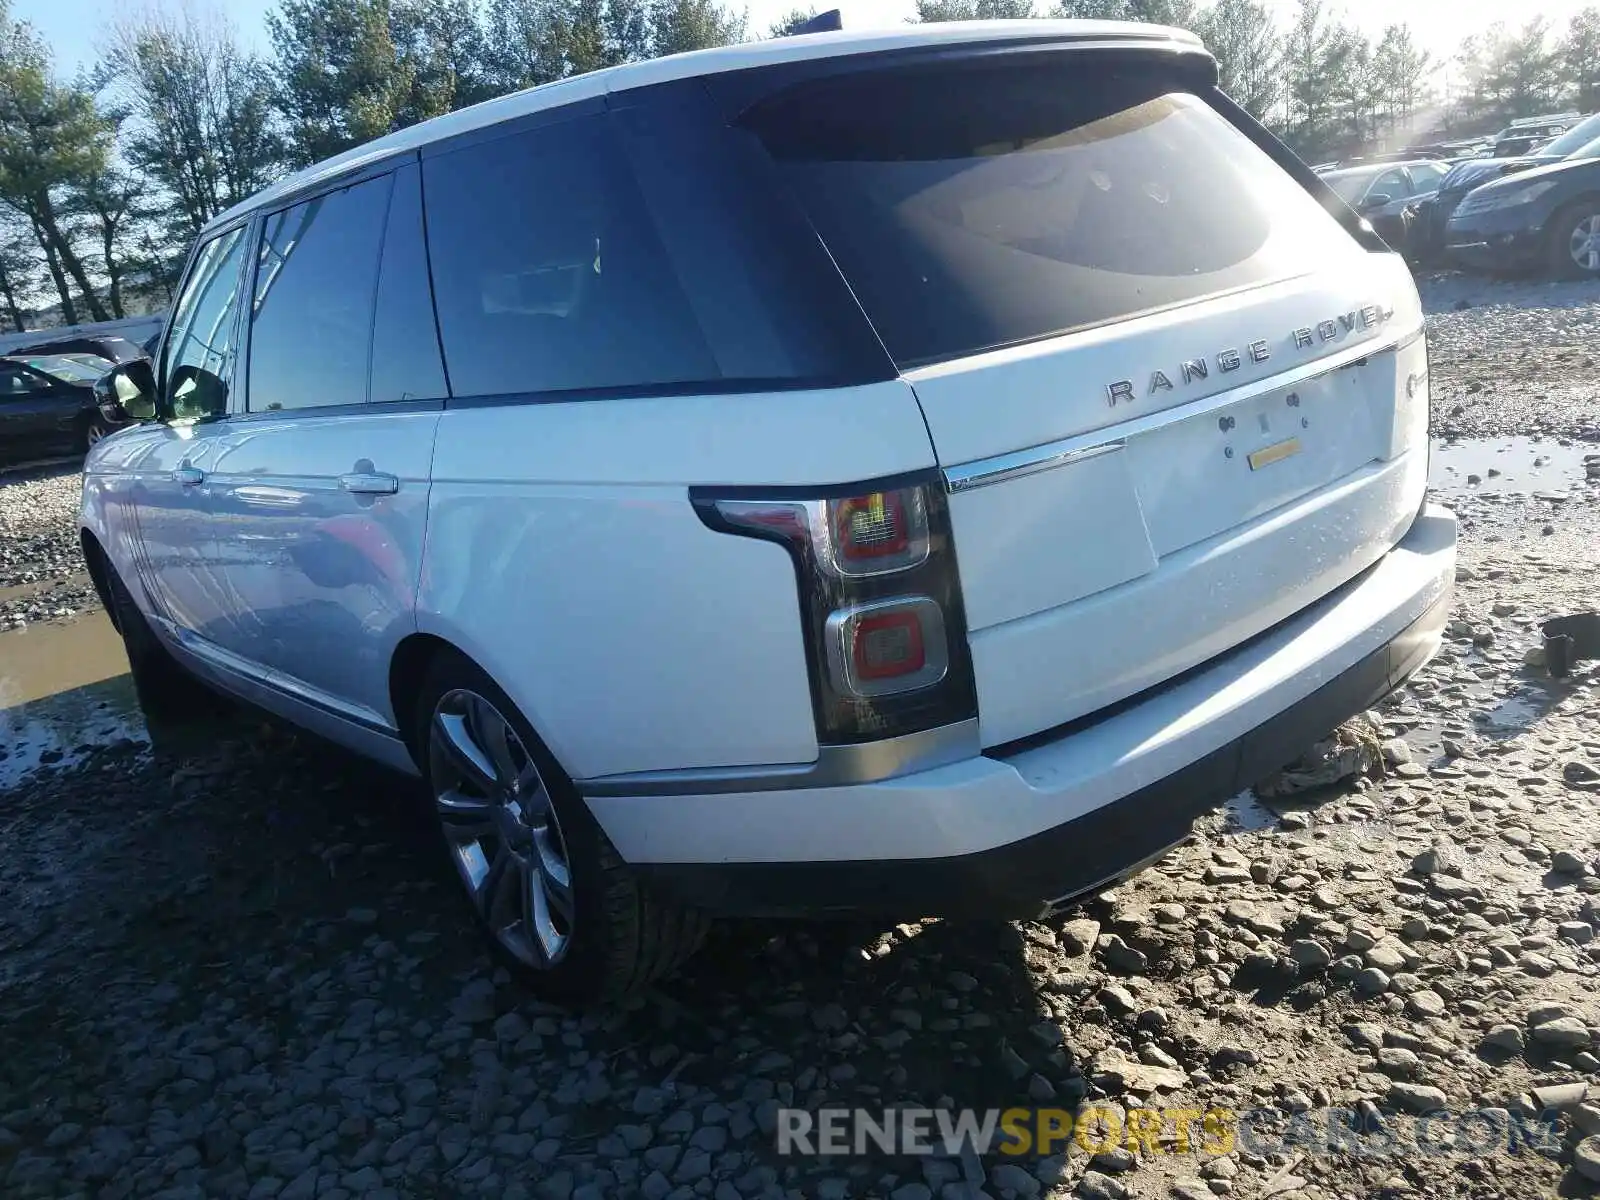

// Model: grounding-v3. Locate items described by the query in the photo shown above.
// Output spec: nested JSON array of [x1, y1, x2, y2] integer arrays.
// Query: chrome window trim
[[575, 718, 980, 797], [942, 323, 1424, 495]]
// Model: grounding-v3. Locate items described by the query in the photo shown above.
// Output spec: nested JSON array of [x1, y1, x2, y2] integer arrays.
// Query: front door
[[0, 363, 78, 461], [200, 165, 445, 732], [119, 223, 253, 645]]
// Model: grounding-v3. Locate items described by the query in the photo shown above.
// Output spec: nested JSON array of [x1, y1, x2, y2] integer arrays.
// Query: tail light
[[692, 472, 976, 744]]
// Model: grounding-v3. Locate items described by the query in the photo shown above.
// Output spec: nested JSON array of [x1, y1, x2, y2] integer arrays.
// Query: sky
[[14, 0, 1597, 81]]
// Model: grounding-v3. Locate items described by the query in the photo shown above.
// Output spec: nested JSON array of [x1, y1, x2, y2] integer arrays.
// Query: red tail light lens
[[692, 472, 976, 744], [827, 598, 948, 697], [856, 611, 924, 678]]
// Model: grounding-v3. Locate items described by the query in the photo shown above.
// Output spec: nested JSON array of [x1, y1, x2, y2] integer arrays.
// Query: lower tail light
[[828, 598, 947, 697], [693, 472, 975, 743]]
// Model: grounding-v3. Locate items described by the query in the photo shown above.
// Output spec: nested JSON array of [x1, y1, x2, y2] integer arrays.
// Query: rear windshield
[[743, 59, 1365, 368]]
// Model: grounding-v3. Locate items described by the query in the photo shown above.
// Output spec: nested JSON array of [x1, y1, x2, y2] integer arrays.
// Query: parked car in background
[[1321, 160, 1453, 253], [81, 20, 1452, 1002], [1490, 112, 1585, 157], [0, 354, 122, 464], [8, 334, 147, 364], [1411, 113, 1600, 264], [1445, 153, 1600, 277]]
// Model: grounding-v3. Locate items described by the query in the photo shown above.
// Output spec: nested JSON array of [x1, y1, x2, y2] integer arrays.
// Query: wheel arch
[[389, 631, 459, 769], [1546, 191, 1600, 235], [79, 527, 118, 630]]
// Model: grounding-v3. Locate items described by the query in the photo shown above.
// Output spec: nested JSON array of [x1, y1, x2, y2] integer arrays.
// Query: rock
[[1575, 1104, 1600, 1138], [1553, 850, 1589, 874], [1480, 1025, 1524, 1053], [1410, 847, 1442, 874], [1565, 760, 1600, 785], [1530, 1082, 1589, 1112], [1090, 1148, 1135, 1173], [1408, 991, 1447, 1019], [1377, 1048, 1419, 1078], [1097, 935, 1148, 975], [1345, 1022, 1386, 1052], [1389, 1083, 1448, 1113], [1575, 1137, 1600, 1184], [1289, 939, 1332, 970], [1098, 985, 1138, 1018], [1058, 920, 1100, 956], [990, 1164, 1041, 1196], [1076, 1173, 1127, 1200], [1558, 922, 1595, 946], [1528, 1002, 1577, 1026], [1363, 943, 1409, 972], [1531, 1017, 1591, 1049], [1354, 968, 1391, 997]]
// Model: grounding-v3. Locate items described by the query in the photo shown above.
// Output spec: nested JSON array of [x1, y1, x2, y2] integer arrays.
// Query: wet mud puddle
[[0, 613, 145, 790], [1428, 434, 1598, 497]]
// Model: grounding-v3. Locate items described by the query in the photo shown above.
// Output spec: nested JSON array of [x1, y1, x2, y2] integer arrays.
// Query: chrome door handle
[[172, 465, 205, 487], [339, 471, 399, 495]]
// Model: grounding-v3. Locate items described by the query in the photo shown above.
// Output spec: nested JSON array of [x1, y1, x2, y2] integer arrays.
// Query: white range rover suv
[[82, 20, 1455, 1003]]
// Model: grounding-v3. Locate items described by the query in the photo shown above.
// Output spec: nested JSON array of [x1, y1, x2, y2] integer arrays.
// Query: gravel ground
[[2, 277, 1600, 1200], [0, 463, 96, 631], [1418, 271, 1600, 443]]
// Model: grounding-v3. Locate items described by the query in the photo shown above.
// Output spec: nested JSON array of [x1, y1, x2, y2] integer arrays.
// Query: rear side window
[[424, 114, 716, 399], [743, 59, 1366, 368], [248, 175, 391, 412], [421, 107, 889, 400]]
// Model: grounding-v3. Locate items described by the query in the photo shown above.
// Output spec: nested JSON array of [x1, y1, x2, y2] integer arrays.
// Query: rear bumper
[[592, 507, 1456, 918]]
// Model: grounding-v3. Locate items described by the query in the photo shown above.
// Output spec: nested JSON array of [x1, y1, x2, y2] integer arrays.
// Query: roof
[[204, 19, 1202, 233]]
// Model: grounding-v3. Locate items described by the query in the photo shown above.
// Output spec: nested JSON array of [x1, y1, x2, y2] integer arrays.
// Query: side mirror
[[94, 358, 157, 423], [1362, 193, 1394, 210]]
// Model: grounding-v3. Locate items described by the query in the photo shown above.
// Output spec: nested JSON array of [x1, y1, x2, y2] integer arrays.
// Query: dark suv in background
[[1412, 113, 1600, 264]]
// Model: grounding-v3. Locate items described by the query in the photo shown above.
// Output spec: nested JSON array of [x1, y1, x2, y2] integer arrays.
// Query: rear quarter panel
[[418, 380, 935, 780]]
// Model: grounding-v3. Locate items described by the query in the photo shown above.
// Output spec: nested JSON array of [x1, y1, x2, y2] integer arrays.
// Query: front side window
[[742, 58, 1367, 368], [163, 226, 249, 421], [248, 175, 392, 412], [1368, 169, 1409, 201], [0, 364, 48, 398]]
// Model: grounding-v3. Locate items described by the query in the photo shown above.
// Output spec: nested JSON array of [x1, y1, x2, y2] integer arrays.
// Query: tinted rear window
[[744, 60, 1365, 368]]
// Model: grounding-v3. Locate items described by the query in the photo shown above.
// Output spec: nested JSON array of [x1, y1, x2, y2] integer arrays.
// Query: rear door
[[740, 49, 1430, 746], [200, 162, 443, 731]]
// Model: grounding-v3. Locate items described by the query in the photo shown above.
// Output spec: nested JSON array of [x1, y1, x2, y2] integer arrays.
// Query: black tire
[[99, 549, 212, 719], [414, 649, 709, 1005], [1546, 200, 1600, 280]]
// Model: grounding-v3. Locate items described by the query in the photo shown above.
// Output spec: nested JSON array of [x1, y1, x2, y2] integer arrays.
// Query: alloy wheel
[[428, 688, 575, 968], [86, 423, 106, 447], [1571, 214, 1600, 273]]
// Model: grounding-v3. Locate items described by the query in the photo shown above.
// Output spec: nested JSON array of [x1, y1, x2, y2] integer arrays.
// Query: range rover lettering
[[81, 21, 1456, 1004]]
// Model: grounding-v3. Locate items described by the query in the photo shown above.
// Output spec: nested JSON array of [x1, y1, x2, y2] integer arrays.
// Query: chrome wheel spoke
[[473, 843, 511, 922], [531, 826, 573, 914], [436, 789, 497, 840], [523, 853, 566, 963], [432, 707, 498, 796], [468, 694, 522, 789]]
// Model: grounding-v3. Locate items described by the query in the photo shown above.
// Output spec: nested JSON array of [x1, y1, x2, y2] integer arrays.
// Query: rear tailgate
[[920, 259, 1426, 743], [742, 41, 1430, 747]]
